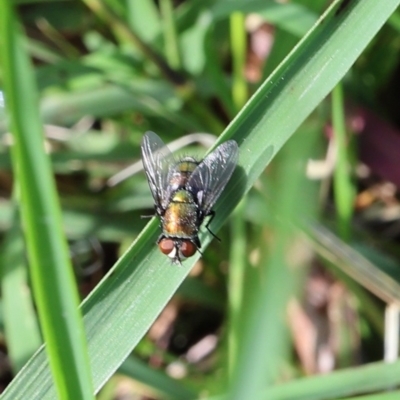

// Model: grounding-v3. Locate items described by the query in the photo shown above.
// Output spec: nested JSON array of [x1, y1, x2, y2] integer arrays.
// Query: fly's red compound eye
[[180, 240, 197, 258], [159, 239, 175, 256]]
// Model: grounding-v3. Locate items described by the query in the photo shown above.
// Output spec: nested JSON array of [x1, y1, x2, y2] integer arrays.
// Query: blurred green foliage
[[0, 0, 400, 399]]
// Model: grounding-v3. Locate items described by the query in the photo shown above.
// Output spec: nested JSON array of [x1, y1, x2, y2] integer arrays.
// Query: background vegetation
[[1, 0, 400, 399]]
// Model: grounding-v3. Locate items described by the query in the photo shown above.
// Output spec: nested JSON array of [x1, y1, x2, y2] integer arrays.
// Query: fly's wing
[[188, 140, 239, 215], [141, 131, 175, 210]]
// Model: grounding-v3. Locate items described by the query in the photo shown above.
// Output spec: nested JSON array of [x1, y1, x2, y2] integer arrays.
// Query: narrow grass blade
[[332, 83, 356, 240], [127, 0, 161, 42], [341, 391, 400, 400], [230, 11, 247, 110], [227, 199, 247, 379], [212, 0, 318, 37], [118, 356, 196, 400], [160, 0, 181, 69], [227, 129, 318, 399], [306, 220, 400, 306], [0, 3, 94, 399], [1, 208, 41, 373], [206, 359, 400, 400]]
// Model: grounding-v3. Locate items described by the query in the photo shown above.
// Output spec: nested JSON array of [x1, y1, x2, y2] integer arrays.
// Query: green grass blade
[[212, 0, 318, 37], [1, 208, 41, 373], [180, 10, 211, 75], [227, 199, 247, 379], [127, 0, 161, 42], [226, 15, 248, 378], [118, 356, 196, 400], [160, 0, 181, 69], [228, 129, 318, 399], [230, 11, 247, 110], [82, 0, 183, 85], [206, 359, 400, 400], [38, 83, 194, 130], [306, 221, 400, 306], [0, 3, 94, 400], [332, 83, 355, 240], [341, 391, 400, 400], [1, 0, 399, 398]]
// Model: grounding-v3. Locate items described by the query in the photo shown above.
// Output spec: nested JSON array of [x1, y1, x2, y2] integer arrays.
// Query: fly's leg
[[157, 234, 166, 244], [205, 211, 221, 242], [194, 236, 202, 249]]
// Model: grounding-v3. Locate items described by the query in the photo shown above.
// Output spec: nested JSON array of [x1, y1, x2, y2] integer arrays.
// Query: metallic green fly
[[141, 131, 239, 264]]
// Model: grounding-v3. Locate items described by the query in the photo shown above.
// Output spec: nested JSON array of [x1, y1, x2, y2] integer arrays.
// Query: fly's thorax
[[177, 157, 198, 172], [169, 157, 198, 190], [162, 189, 199, 238], [171, 189, 194, 203]]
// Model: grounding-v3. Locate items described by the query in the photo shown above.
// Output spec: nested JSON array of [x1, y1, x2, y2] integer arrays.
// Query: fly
[[141, 131, 239, 264]]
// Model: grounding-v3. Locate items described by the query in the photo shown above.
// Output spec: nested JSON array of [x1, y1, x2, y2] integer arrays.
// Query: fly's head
[[158, 237, 198, 265]]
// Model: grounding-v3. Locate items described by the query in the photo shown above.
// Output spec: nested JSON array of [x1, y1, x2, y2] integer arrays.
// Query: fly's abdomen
[[163, 190, 198, 238]]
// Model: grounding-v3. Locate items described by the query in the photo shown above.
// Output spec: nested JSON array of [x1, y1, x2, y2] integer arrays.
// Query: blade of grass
[[26, 37, 62, 63], [205, 359, 400, 400], [227, 199, 247, 380], [180, 10, 211, 75], [341, 391, 400, 400], [227, 127, 318, 400], [1, 0, 399, 398], [212, 0, 318, 37], [0, 3, 94, 400], [306, 220, 400, 306], [230, 11, 247, 110], [160, 0, 181, 70], [82, 0, 185, 85], [332, 83, 355, 240], [38, 83, 197, 131], [303, 221, 391, 340], [126, 0, 161, 43], [227, 10, 247, 381], [1, 207, 42, 373], [204, 25, 236, 118], [118, 356, 196, 400]]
